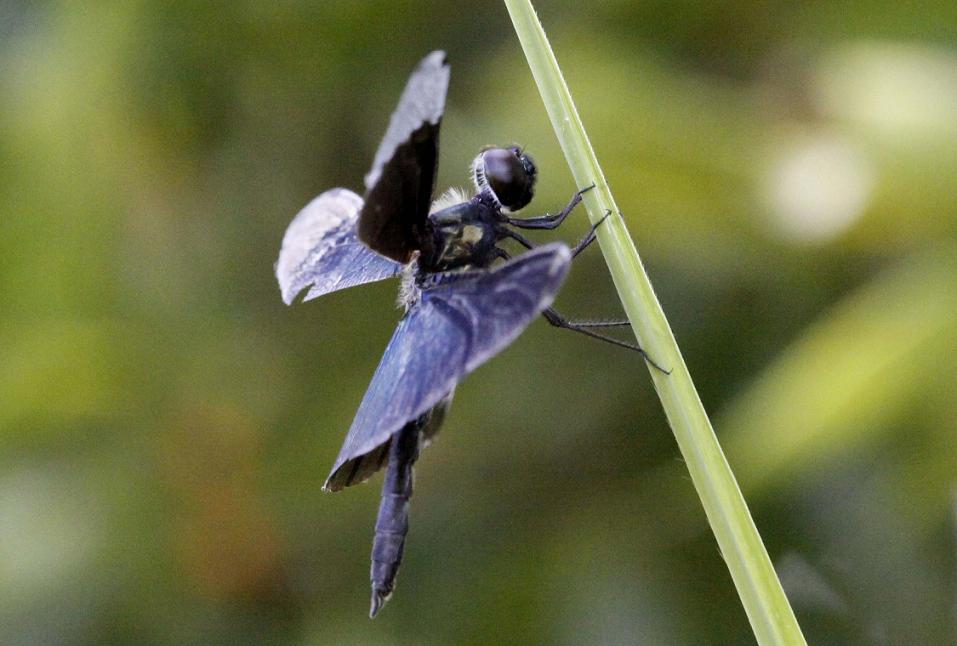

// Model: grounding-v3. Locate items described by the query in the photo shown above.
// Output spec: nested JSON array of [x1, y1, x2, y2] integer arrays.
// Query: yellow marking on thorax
[[460, 225, 484, 245]]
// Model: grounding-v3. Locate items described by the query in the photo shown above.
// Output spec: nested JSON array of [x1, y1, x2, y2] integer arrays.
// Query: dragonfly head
[[471, 145, 537, 212]]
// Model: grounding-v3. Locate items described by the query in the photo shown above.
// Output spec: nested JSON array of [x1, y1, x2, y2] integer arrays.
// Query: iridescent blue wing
[[358, 50, 449, 264], [324, 243, 572, 491], [275, 188, 403, 305]]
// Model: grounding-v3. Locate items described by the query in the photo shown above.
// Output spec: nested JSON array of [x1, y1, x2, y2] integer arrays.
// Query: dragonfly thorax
[[421, 196, 500, 272], [417, 146, 537, 273]]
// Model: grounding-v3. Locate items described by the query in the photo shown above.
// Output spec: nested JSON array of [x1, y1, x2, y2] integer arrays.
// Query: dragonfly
[[275, 50, 659, 617]]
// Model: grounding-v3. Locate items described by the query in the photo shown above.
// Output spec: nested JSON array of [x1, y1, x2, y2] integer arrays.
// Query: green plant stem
[[503, 2, 806, 643]]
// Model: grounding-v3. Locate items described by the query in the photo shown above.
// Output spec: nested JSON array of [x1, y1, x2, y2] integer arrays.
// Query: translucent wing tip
[[274, 188, 403, 304], [548, 241, 572, 267], [276, 188, 362, 302], [363, 51, 451, 192], [421, 49, 448, 69]]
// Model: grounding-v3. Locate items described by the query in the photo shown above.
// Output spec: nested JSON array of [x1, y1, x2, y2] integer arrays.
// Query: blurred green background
[[2, 1, 956, 643]]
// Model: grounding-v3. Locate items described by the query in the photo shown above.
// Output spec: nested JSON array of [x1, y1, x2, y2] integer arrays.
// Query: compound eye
[[482, 147, 535, 210]]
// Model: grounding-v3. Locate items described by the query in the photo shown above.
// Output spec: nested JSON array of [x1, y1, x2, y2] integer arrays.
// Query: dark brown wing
[[358, 50, 449, 263]]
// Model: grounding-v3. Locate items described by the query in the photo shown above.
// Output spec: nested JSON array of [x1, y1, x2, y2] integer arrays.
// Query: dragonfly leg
[[506, 183, 595, 230], [542, 306, 670, 374], [500, 205, 612, 257], [498, 227, 535, 250], [570, 210, 613, 258], [492, 247, 513, 261]]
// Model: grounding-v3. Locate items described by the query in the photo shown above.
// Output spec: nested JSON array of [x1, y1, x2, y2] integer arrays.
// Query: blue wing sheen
[[275, 188, 402, 305], [324, 243, 572, 491]]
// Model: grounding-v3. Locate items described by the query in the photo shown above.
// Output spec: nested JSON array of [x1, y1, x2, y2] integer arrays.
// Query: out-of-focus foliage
[[1, 1, 955, 643]]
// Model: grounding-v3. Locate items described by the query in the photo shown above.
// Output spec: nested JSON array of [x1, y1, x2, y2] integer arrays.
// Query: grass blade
[[503, 2, 807, 643]]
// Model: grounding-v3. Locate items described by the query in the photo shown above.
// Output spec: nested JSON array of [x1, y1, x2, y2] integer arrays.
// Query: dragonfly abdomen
[[369, 420, 421, 617]]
